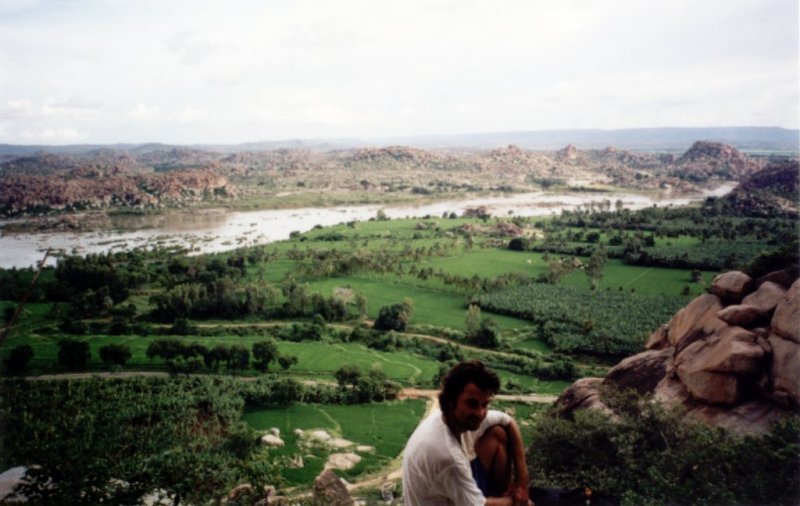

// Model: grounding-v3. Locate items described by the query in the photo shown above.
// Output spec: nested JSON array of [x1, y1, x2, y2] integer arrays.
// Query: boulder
[[756, 268, 798, 289], [767, 334, 800, 407], [742, 281, 786, 313], [313, 469, 354, 506], [710, 271, 754, 303], [645, 324, 670, 350], [653, 373, 692, 405], [676, 326, 764, 375], [674, 326, 766, 405], [717, 304, 768, 327], [603, 348, 672, 394], [556, 269, 800, 435], [686, 400, 789, 435], [260, 434, 284, 447], [667, 294, 726, 352], [772, 279, 800, 343], [676, 368, 739, 405], [552, 377, 610, 417]]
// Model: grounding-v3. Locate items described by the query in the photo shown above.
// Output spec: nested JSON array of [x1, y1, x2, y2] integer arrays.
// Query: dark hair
[[438, 360, 500, 413]]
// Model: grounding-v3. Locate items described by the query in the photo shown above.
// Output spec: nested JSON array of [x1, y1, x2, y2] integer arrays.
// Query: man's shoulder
[[405, 412, 460, 462]]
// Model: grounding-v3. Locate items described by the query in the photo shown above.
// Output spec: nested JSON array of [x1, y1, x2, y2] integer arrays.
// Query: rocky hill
[[0, 141, 784, 218], [554, 269, 800, 434], [721, 160, 799, 214], [0, 169, 234, 217]]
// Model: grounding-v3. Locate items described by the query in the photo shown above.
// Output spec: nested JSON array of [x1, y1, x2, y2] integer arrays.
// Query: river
[[0, 183, 736, 269]]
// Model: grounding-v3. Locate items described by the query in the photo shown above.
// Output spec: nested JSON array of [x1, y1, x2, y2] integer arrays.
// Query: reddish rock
[[742, 281, 787, 312], [717, 304, 768, 327], [674, 326, 765, 405], [604, 348, 672, 394], [772, 279, 800, 343], [687, 400, 789, 435], [767, 334, 800, 407], [645, 324, 670, 350], [710, 271, 754, 303], [677, 326, 764, 375], [552, 378, 610, 417], [553, 269, 800, 434], [677, 368, 739, 405], [756, 269, 797, 290], [313, 469, 353, 506], [667, 294, 726, 352]]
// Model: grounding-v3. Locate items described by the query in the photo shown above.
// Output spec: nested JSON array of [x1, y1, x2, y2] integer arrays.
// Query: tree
[[507, 237, 530, 251], [373, 299, 414, 332], [586, 245, 608, 290], [169, 317, 196, 335], [4, 344, 34, 375], [252, 340, 279, 373], [205, 344, 230, 371], [278, 355, 298, 371], [146, 338, 188, 361], [334, 364, 362, 388], [99, 344, 132, 368], [355, 292, 368, 319], [226, 345, 250, 372], [465, 304, 481, 338], [57, 339, 91, 371], [468, 318, 500, 349]]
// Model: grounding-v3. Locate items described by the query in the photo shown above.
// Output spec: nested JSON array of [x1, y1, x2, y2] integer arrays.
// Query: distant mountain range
[[0, 127, 797, 156]]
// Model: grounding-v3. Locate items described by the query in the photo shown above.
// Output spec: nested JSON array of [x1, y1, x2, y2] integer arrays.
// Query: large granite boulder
[[552, 378, 611, 417], [556, 270, 799, 434], [768, 334, 800, 407], [667, 294, 726, 353], [710, 271, 754, 303], [604, 348, 672, 394], [742, 281, 786, 313], [772, 279, 800, 343]]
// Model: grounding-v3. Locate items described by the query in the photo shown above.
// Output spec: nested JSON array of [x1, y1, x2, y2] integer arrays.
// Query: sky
[[0, 0, 797, 145]]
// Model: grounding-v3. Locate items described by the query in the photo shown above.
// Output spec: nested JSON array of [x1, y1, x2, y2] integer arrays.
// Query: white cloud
[[0, 0, 796, 143], [126, 103, 162, 121], [20, 127, 82, 142]]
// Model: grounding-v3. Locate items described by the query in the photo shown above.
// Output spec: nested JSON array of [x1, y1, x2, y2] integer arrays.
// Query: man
[[402, 361, 533, 506]]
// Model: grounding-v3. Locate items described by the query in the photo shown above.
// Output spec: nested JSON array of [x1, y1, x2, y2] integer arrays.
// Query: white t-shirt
[[402, 408, 512, 506]]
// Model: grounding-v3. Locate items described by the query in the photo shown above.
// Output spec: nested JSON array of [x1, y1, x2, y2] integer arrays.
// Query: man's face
[[448, 382, 493, 433]]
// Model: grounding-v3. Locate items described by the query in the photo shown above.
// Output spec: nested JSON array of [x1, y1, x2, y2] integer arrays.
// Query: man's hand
[[506, 479, 532, 506]]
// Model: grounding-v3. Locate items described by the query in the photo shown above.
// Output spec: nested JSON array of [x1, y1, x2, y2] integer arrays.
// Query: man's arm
[[486, 419, 531, 506], [506, 419, 530, 500]]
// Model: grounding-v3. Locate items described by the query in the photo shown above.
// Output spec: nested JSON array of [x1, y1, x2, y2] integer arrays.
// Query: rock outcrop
[[313, 469, 353, 506], [555, 269, 799, 434]]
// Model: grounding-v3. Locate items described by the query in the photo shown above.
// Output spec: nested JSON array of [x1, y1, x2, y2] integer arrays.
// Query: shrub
[[252, 340, 279, 372], [99, 344, 132, 367], [374, 299, 414, 332], [527, 390, 800, 505], [57, 339, 91, 371], [4, 344, 34, 375]]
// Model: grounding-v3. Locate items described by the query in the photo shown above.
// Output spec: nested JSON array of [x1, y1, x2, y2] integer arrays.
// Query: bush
[[374, 299, 414, 332], [4, 344, 34, 375], [527, 390, 800, 505], [508, 237, 530, 251], [252, 340, 279, 372], [99, 344, 132, 368], [57, 339, 91, 371]]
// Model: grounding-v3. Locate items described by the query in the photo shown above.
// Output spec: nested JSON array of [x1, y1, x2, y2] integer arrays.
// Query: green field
[[307, 275, 531, 332], [243, 399, 427, 485]]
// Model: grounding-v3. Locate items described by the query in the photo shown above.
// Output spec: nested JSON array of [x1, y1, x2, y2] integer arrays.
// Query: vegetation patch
[[243, 399, 427, 486]]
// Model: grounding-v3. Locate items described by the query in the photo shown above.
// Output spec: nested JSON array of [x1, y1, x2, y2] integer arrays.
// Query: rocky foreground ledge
[[556, 268, 800, 434]]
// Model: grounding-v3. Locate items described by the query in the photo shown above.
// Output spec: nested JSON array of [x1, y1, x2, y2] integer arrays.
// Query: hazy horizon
[[1, 0, 798, 145]]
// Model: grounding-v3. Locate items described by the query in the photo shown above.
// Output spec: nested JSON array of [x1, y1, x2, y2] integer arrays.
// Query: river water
[[0, 183, 736, 269]]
